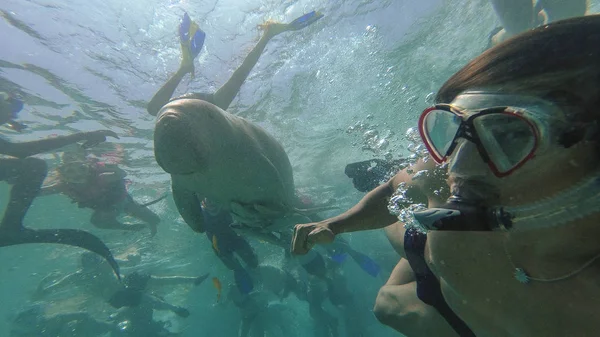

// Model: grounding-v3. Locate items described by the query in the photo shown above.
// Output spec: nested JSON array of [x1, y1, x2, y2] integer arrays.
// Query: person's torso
[[426, 231, 600, 337]]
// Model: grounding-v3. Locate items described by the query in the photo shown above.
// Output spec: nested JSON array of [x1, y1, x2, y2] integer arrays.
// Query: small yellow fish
[[212, 235, 220, 255], [212, 277, 222, 302]]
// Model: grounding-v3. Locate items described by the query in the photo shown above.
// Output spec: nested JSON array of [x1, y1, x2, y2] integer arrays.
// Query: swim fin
[[353, 252, 381, 277], [0, 227, 120, 279], [345, 158, 402, 193], [179, 12, 206, 78], [139, 192, 169, 207], [234, 267, 254, 295], [330, 252, 348, 264], [289, 11, 324, 31]]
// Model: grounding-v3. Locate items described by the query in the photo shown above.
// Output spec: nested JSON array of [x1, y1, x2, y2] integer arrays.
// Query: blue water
[[2, 0, 598, 336]]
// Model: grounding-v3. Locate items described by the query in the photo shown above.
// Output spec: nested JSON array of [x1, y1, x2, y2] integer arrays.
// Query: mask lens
[[421, 108, 462, 161], [473, 113, 536, 173]]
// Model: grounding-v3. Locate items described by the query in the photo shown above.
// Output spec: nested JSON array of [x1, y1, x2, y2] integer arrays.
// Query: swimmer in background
[[202, 199, 258, 294], [108, 271, 197, 337], [41, 150, 163, 236], [33, 252, 208, 309], [294, 15, 600, 337], [10, 304, 118, 337], [0, 91, 121, 276], [488, 0, 588, 47]]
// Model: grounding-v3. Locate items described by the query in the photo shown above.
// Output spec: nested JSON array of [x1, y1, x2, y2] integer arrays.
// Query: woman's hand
[[291, 222, 335, 255]]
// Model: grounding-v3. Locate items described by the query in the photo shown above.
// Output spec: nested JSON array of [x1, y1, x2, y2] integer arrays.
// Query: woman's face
[[444, 93, 599, 206]]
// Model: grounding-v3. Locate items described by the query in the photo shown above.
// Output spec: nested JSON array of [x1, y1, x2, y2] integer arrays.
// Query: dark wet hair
[[436, 15, 600, 148], [436, 15, 600, 109]]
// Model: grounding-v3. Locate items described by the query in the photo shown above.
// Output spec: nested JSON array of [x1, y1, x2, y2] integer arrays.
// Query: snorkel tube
[[413, 172, 600, 232]]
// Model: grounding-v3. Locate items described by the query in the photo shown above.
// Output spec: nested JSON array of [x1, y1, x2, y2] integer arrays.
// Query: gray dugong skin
[[153, 98, 298, 229]]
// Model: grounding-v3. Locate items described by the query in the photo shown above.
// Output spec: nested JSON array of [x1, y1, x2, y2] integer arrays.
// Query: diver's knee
[[374, 286, 401, 326]]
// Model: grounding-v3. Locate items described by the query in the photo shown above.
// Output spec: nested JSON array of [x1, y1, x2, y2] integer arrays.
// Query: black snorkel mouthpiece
[[412, 196, 513, 232]]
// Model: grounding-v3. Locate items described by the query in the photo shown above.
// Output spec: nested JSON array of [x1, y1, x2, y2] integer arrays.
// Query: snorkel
[[412, 172, 600, 232]]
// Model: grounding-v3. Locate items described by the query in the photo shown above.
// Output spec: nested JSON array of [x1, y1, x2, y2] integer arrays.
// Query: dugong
[[154, 98, 320, 232]]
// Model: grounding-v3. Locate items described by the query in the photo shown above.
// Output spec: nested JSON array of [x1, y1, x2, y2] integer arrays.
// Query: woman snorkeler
[[292, 15, 600, 337]]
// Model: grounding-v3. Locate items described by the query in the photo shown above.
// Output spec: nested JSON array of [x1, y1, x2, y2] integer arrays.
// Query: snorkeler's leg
[[538, 0, 587, 22], [489, 0, 536, 36], [90, 210, 145, 232], [0, 157, 46, 231], [147, 273, 209, 288], [212, 24, 291, 111], [232, 235, 259, 269], [147, 66, 190, 116], [0, 159, 120, 277], [373, 259, 459, 337], [124, 196, 160, 236]]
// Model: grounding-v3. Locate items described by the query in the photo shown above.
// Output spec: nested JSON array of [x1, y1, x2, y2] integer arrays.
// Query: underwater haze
[[2, 0, 598, 336]]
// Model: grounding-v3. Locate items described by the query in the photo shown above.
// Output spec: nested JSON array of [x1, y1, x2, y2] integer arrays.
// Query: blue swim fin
[[234, 268, 254, 295], [354, 252, 381, 277], [179, 12, 192, 43], [289, 11, 324, 31], [179, 12, 206, 77], [190, 29, 206, 59], [330, 252, 348, 264]]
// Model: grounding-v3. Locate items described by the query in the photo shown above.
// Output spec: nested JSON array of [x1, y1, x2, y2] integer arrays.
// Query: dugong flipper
[[154, 99, 302, 232]]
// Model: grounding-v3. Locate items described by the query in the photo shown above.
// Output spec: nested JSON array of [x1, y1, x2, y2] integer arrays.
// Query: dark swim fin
[[353, 252, 381, 277], [345, 159, 402, 193], [139, 192, 169, 207], [289, 11, 324, 31], [0, 228, 120, 279]]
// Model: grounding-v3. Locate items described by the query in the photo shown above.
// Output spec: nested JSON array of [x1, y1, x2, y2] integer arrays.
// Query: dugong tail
[[0, 227, 120, 279]]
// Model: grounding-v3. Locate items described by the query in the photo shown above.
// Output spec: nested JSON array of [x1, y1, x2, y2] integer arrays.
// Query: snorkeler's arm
[[147, 68, 188, 116], [144, 294, 191, 317], [147, 273, 209, 288], [0, 131, 117, 158], [292, 159, 442, 254], [489, 0, 535, 36], [212, 24, 290, 111], [324, 180, 399, 235], [324, 159, 441, 235], [172, 182, 205, 233]]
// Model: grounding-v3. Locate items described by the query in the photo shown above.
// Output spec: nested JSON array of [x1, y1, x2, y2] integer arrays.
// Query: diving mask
[[418, 92, 568, 177]]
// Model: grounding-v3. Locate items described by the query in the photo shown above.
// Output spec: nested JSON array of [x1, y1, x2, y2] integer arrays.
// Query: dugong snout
[[154, 112, 204, 175]]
